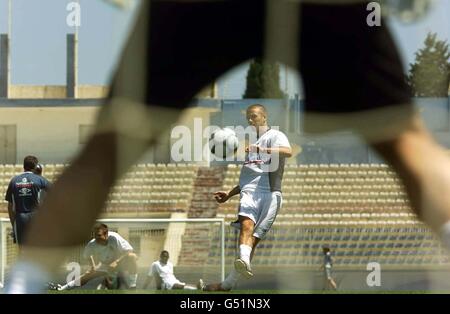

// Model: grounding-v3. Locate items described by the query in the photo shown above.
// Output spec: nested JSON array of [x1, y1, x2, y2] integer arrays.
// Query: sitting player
[[143, 250, 204, 290], [49, 223, 138, 290]]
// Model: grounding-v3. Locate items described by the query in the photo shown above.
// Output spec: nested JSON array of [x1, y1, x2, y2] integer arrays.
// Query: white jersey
[[239, 128, 291, 192], [83, 231, 133, 264], [148, 260, 182, 289]]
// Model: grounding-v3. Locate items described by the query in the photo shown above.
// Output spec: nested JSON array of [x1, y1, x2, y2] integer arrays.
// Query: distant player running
[[204, 104, 292, 291], [49, 223, 138, 290], [143, 250, 204, 290], [321, 246, 337, 290]]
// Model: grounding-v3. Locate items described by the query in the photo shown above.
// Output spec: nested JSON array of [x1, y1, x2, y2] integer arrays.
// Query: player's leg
[[250, 238, 261, 261], [325, 267, 337, 290], [299, 4, 450, 241], [235, 215, 256, 275], [56, 270, 107, 291], [202, 237, 262, 292], [172, 282, 198, 290], [370, 116, 450, 239], [203, 282, 230, 292], [328, 278, 337, 290], [8, 1, 264, 294], [234, 190, 261, 278], [117, 252, 139, 288]]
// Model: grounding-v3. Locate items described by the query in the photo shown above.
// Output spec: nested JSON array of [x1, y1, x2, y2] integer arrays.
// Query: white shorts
[[162, 278, 184, 290], [237, 190, 282, 239]]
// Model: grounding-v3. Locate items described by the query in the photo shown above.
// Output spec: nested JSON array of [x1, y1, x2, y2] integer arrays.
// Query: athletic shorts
[[237, 190, 282, 239], [103, 0, 413, 139], [162, 278, 184, 290], [14, 212, 35, 245]]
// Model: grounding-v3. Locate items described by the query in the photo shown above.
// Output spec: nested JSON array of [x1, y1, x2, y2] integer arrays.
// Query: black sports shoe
[[47, 282, 62, 291]]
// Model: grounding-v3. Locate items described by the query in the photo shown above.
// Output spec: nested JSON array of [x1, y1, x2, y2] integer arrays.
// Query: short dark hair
[[23, 156, 38, 171], [93, 223, 108, 232], [160, 250, 169, 257], [246, 104, 267, 116]]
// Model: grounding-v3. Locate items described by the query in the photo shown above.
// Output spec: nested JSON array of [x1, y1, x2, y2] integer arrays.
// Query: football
[[209, 128, 239, 159]]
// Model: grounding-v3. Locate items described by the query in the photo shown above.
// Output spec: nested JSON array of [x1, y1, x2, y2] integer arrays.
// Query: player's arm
[[144, 263, 160, 289], [214, 185, 240, 203], [5, 182, 14, 227], [266, 146, 292, 158], [255, 146, 292, 158], [7, 202, 15, 227], [108, 251, 132, 268]]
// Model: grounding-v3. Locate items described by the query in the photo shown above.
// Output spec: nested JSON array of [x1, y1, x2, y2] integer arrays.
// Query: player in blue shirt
[[5, 156, 50, 246]]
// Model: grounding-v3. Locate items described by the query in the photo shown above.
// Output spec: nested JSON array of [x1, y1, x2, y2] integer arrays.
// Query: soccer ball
[[209, 128, 239, 159]]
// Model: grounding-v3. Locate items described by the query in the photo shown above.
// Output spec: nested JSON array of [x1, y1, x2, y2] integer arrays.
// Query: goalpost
[[0, 217, 226, 289]]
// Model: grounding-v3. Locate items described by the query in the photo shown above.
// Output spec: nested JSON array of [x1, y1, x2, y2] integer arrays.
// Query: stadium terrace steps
[[187, 167, 225, 218], [1, 163, 448, 268], [212, 163, 447, 267], [176, 167, 226, 268]]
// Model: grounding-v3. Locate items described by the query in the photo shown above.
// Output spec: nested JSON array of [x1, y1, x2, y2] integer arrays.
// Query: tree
[[243, 58, 285, 99], [407, 32, 450, 97]]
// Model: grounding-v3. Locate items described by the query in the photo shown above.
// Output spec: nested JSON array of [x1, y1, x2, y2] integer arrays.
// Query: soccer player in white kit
[[205, 104, 292, 291], [50, 223, 138, 290], [143, 250, 204, 290]]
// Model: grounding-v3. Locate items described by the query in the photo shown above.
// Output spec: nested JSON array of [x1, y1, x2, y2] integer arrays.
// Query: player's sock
[[183, 285, 197, 290], [128, 274, 138, 288], [440, 221, 450, 250], [6, 260, 50, 294], [239, 244, 252, 265], [221, 269, 241, 290], [59, 279, 78, 291]]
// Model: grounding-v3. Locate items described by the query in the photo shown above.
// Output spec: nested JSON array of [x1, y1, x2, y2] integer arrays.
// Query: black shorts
[[14, 212, 35, 245], [110, 0, 411, 114]]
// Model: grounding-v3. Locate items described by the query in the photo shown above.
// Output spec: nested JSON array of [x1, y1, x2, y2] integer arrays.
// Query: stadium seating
[[213, 163, 447, 268], [1, 162, 448, 270]]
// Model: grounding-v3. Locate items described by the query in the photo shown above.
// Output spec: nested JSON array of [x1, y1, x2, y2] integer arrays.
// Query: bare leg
[[204, 236, 261, 291], [239, 216, 256, 248], [370, 115, 450, 232], [327, 278, 337, 290]]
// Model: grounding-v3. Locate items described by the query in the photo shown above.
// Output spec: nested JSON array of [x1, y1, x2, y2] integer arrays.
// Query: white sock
[[128, 274, 138, 287], [221, 269, 242, 290], [440, 221, 450, 250], [183, 285, 197, 290], [59, 279, 77, 290], [239, 244, 252, 265], [6, 260, 50, 294]]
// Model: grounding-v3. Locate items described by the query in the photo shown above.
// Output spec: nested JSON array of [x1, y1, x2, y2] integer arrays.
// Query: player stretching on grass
[[143, 250, 204, 290], [204, 104, 292, 291], [49, 223, 138, 290]]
